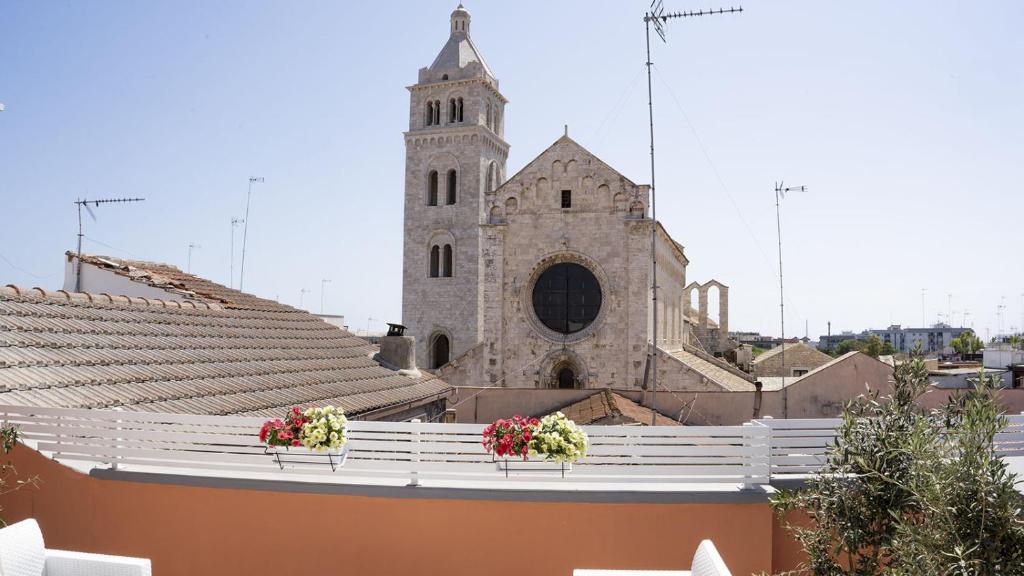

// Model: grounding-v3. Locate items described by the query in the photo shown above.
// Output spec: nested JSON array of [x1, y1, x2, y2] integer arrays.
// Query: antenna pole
[[775, 184, 785, 403], [645, 13, 660, 426], [641, 2, 741, 425], [230, 218, 244, 289], [774, 182, 806, 411], [76, 200, 84, 292], [239, 177, 263, 292], [187, 242, 201, 274], [321, 278, 331, 314]]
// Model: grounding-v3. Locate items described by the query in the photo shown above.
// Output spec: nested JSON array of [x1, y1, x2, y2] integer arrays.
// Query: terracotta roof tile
[[551, 389, 682, 426], [0, 281, 450, 417]]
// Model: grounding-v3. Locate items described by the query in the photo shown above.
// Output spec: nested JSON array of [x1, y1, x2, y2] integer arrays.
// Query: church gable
[[491, 136, 647, 219]]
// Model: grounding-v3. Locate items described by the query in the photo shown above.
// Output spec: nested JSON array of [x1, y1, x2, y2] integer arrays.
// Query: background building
[[401, 7, 739, 391], [869, 323, 967, 354]]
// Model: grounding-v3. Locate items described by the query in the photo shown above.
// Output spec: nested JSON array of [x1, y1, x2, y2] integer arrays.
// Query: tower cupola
[[450, 4, 470, 36]]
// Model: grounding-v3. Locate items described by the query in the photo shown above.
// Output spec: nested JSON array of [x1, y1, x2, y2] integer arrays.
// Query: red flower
[[291, 439, 301, 447]]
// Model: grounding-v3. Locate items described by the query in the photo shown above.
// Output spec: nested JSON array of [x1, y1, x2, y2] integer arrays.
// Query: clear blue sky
[[1, 1, 1022, 340]]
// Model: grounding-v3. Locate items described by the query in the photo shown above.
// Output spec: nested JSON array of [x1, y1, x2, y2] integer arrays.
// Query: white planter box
[[265, 444, 348, 471]]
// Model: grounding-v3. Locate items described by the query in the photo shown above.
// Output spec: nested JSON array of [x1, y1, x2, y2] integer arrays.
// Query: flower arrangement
[[482, 412, 588, 463], [259, 406, 347, 453], [529, 412, 588, 463], [482, 415, 538, 459]]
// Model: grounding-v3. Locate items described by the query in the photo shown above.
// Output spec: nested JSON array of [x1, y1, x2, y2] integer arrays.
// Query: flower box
[[265, 444, 348, 471], [492, 454, 572, 478]]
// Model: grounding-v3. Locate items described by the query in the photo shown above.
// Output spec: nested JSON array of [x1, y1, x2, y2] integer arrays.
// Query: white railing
[[0, 405, 770, 488], [6, 404, 1020, 486], [757, 414, 1024, 478]]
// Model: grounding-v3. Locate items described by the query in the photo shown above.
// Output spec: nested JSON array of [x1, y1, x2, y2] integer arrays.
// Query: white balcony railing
[[756, 414, 1024, 478], [0, 405, 769, 488], [4, 404, 1021, 488]]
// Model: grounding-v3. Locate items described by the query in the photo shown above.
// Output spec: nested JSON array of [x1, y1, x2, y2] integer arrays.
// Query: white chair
[[0, 519, 151, 576], [574, 539, 732, 576]]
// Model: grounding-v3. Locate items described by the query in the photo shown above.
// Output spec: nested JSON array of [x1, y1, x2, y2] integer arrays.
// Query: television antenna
[[73, 197, 145, 292], [299, 288, 310, 309], [643, 1, 742, 425], [187, 242, 201, 273], [774, 182, 807, 402], [238, 177, 264, 292]]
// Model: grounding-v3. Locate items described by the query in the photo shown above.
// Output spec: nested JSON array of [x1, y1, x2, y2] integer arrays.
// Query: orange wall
[[0, 446, 806, 576]]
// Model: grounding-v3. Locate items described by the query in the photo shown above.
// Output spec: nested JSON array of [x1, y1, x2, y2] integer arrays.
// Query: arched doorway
[[431, 334, 450, 369], [556, 366, 576, 389]]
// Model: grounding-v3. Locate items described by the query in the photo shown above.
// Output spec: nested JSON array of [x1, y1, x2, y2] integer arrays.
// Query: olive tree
[[770, 357, 1024, 575]]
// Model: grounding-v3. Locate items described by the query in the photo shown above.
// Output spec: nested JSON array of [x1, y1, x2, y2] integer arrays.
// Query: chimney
[[377, 323, 416, 371]]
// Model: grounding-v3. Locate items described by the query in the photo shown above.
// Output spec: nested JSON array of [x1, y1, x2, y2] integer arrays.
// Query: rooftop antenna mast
[[239, 177, 264, 292], [775, 181, 807, 401], [187, 242, 201, 274], [229, 217, 244, 289], [643, 1, 741, 425], [73, 197, 145, 292], [299, 288, 310, 309]]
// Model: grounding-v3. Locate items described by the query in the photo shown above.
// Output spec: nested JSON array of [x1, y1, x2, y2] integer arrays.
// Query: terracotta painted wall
[[0, 446, 805, 576]]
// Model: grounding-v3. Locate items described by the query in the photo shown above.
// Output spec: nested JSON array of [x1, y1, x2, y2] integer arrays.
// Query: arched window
[[433, 100, 441, 125], [486, 102, 492, 131], [446, 170, 457, 205], [431, 334, 450, 369], [456, 98, 464, 122], [486, 162, 496, 193], [425, 101, 433, 126], [442, 244, 453, 277], [448, 98, 456, 123], [495, 108, 502, 135], [427, 170, 438, 206], [429, 245, 440, 278]]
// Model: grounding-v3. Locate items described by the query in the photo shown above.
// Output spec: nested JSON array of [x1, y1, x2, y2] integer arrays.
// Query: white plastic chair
[[573, 539, 732, 576], [0, 519, 151, 576]]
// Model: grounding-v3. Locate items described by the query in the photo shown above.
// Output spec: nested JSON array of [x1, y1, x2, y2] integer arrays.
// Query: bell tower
[[402, 5, 509, 370]]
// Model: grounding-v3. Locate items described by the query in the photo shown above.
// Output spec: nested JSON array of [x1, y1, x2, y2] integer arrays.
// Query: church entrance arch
[[555, 365, 576, 389], [538, 349, 587, 390]]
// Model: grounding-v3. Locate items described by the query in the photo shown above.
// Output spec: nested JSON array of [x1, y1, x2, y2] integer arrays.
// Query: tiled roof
[[0, 285, 449, 417], [665, 348, 757, 392], [551, 389, 681, 426], [752, 342, 809, 364], [71, 253, 288, 312]]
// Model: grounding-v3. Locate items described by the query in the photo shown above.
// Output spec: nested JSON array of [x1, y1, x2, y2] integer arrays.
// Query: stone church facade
[[402, 6, 750, 392]]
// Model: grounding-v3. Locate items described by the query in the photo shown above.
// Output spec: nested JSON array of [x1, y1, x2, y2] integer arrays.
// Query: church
[[402, 6, 753, 393]]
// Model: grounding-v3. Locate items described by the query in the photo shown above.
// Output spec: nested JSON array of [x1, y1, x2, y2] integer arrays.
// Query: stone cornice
[[407, 77, 508, 104], [404, 124, 510, 153]]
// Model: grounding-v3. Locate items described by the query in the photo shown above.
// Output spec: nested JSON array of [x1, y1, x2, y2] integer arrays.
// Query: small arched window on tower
[[486, 162, 496, 193], [431, 333, 450, 369], [446, 169, 457, 205], [429, 245, 440, 278], [448, 98, 457, 123], [425, 101, 433, 127], [427, 170, 439, 206], [433, 100, 441, 125], [442, 244, 453, 277], [486, 102, 492, 131], [456, 97, 464, 122], [495, 107, 502, 135]]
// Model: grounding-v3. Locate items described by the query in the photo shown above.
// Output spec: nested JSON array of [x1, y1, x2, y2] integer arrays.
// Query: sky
[[1, 1, 1022, 340]]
